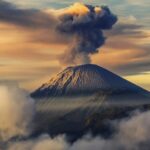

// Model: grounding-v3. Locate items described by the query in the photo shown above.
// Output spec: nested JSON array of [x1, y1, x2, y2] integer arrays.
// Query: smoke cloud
[[57, 3, 117, 65], [0, 85, 35, 141], [0, 1, 117, 66], [4, 110, 150, 150]]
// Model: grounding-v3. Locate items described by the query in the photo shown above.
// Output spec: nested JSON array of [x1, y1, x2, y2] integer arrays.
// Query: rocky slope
[[31, 64, 149, 99]]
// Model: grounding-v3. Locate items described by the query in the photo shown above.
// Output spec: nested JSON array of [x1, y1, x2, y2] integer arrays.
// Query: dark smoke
[[57, 4, 117, 65], [0, 1, 117, 66], [1, 1, 148, 74]]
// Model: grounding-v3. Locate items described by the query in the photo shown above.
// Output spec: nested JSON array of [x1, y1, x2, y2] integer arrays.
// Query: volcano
[[31, 64, 150, 102], [31, 64, 150, 139]]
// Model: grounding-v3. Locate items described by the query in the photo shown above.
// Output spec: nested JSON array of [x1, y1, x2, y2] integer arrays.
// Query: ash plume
[[0, 1, 117, 66], [57, 3, 117, 65]]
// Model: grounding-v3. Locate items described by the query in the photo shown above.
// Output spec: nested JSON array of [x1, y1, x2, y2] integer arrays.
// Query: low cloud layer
[[4, 109, 150, 150], [0, 84, 150, 149], [7, 135, 67, 150], [0, 84, 35, 141]]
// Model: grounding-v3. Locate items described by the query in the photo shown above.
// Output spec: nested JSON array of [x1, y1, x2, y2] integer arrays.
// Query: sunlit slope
[[31, 64, 150, 101]]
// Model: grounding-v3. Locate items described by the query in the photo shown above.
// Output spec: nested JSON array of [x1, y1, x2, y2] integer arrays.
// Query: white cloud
[[0, 84, 35, 141], [6, 109, 150, 150]]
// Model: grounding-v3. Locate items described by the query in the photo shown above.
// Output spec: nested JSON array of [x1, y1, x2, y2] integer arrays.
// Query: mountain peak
[[31, 64, 149, 98]]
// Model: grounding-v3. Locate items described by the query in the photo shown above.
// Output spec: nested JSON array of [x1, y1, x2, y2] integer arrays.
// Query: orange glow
[[94, 7, 102, 14], [63, 2, 90, 16]]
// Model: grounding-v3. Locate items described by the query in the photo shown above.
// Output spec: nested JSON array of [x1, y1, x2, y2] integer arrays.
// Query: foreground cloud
[[0, 84, 150, 150], [0, 84, 35, 141], [7, 135, 67, 150], [4, 109, 150, 150]]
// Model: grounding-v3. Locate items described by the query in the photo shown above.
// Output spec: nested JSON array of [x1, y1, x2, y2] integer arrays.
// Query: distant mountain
[[31, 64, 149, 100]]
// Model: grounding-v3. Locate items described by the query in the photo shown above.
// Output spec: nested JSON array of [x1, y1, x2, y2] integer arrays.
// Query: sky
[[0, 0, 150, 91]]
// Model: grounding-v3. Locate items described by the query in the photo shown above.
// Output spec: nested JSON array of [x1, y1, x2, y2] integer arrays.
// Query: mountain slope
[[31, 64, 150, 140], [31, 64, 149, 99]]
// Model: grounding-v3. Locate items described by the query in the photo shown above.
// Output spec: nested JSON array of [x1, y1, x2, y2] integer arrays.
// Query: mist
[[5, 110, 150, 150], [0, 84, 150, 150], [0, 84, 35, 141]]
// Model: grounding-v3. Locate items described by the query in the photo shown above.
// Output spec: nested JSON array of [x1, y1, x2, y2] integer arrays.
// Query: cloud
[[106, 22, 148, 38], [4, 110, 150, 150], [0, 0, 149, 90], [92, 19, 150, 76], [114, 60, 150, 75], [0, 1, 117, 66], [126, 0, 150, 7], [69, 110, 150, 150], [57, 3, 117, 65], [0, 84, 150, 149], [0, 84, 35, 141], [0, 0, 57, 28], [7, 135, 68, 150]]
